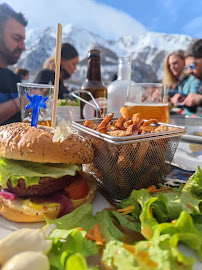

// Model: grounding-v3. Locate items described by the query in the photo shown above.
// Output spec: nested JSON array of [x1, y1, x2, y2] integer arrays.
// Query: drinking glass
[[125, 83, 170, 123], [56, 105, 80, 124], [17, 83, 54, 126]]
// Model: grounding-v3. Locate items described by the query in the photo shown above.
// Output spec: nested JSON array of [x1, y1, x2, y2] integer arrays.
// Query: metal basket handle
[[70, 90, 101, 118]]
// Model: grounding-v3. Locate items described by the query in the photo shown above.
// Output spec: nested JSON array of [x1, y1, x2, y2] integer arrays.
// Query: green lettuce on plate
[[0, 156, 80, 188], [46, 204, 140, 243], [48, 229, 99, 270], [44, 167, 202, 269], [102, 211, 201, 269]]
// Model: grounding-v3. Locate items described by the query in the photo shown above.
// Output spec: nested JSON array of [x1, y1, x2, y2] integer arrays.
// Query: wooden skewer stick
[[51, 23, 62, 128]]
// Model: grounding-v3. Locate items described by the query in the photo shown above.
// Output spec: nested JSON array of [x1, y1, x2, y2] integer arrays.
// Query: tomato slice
[[65, 173, 89, 200]]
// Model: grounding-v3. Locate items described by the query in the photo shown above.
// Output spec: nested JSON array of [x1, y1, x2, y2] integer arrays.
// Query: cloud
[[182, 16, 202, 38], [7, 0, 146, 39]]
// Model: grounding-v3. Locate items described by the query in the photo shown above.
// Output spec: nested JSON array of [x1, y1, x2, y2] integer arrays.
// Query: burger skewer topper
[[25, 92, 49, 127]]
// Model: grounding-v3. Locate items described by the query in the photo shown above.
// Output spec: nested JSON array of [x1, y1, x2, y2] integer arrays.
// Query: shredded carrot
[[122, 210, 133, 215], [77, 228, 83, 231], [171, 219, 177, 224], [146, 185, 156, 192], [86, 232, 94, 240], [89, 228, 94, 235], [85, 223, 106, 245], [117, 206, 135, 215], [146, 185, 170, 193], [94, 223, 103, 243]]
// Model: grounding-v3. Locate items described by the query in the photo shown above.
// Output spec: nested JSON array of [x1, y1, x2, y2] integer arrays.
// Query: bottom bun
[[0, 196, 60, 223], [0, 173, 98, 223]]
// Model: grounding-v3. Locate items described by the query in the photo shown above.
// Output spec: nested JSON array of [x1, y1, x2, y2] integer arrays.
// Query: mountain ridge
[[16, 24, 196, 84]]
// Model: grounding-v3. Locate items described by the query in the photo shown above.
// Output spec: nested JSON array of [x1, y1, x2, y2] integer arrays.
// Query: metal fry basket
[[73, 119, 187, 203]]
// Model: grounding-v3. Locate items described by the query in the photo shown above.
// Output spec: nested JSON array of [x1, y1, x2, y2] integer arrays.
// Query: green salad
[[57, 98, 80, 106], [42, 166, 202, 269]]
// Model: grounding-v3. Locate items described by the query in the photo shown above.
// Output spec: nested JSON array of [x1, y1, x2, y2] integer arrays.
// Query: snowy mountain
[[16, 24, 196, 84]]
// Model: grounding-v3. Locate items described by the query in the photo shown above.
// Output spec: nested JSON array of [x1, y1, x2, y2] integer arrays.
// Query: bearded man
[[0, 3, 27, 125]]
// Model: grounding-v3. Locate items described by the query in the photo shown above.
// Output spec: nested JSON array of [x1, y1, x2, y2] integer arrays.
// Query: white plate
[[0, 192, 201, 268], [181, 126, 202, 144]]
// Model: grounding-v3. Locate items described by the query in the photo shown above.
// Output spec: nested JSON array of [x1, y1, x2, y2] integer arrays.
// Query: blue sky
[[96, 0, 202, 37], [4, 0, 202, 39]]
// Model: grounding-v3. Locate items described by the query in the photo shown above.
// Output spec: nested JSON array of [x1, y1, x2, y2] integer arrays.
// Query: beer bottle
[[80, 49, 107, 119]]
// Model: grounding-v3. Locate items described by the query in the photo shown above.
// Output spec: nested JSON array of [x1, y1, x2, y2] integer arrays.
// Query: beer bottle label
[[83, 97, 107, 119]]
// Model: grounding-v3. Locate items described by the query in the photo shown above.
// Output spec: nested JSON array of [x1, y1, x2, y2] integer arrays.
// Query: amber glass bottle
[[80, 49, 107, 119]]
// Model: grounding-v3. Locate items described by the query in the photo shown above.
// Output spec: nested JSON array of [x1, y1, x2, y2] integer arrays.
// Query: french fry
[[115, 117, 125, 129], [97, 127, 107, 134], [153, 124, 169, 132], [108, 130, 129, 137], [126, 123, 139, 135], [118, 145, 133, 167], [132, 113, 141, 123], [148, 139, 169, 176], [141, 119, 158, 127], [107, 124, 118, 131], [126, 117, 143, 135], [132, 141, 150, 173], [84, 119, 98, 130], [120, 107, 130, 120], [139, 125, 156, 133], [123, 120, 133, 128], [99, 113, 114, 129]]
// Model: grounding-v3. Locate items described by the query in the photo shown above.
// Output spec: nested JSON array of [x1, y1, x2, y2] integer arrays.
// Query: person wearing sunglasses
[[0, 3, 28, 125], [171, 40, 202, 114], [164, 49, 201, 111], [180, 39, 202, 111]]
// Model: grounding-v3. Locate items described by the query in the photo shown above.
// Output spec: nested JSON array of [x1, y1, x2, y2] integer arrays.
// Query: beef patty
[[6, 175, 75, 197]]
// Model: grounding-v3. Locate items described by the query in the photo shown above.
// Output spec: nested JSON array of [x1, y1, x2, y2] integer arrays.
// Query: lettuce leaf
[[65, 253, 88, 270], [103, 229, 196, 270], [47, 204, 134, 243], [103, 240, 138, 270], [95, 211, 125, 241], [48, 229, 99, 270], [180, 166, 202, 215], [183, 166, 202, 196], [110, 211, 141, 232], [46, 204, 96, 231], [0, 156, 81, 188]]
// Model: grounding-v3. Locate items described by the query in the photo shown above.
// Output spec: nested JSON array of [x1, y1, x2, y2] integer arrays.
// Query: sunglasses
[[185, 59, 202, 70]]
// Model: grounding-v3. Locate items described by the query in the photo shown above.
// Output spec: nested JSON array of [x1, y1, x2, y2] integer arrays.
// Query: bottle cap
[[88, 49, 101, 59], [118, 57, 131, 65]]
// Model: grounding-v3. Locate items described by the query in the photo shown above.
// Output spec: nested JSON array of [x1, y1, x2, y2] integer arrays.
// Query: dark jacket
[[34, 69, 70, 99]]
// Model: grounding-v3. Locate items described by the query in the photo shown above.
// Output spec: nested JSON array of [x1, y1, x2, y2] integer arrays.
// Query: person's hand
[[13, 97, 21, 112], [181, 93, 202, 107], [171, 93, 185, 106]]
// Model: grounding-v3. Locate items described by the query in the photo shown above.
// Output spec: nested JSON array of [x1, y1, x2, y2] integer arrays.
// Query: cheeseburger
[[0, 122, 97, 222]]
